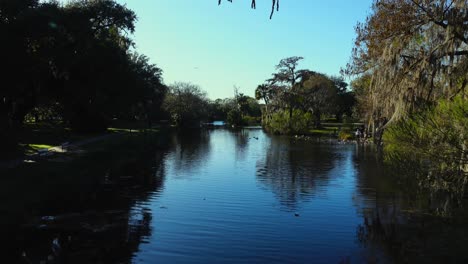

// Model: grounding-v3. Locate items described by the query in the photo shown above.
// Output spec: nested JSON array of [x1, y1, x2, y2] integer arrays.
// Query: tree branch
[[218, 0, 279, 19]]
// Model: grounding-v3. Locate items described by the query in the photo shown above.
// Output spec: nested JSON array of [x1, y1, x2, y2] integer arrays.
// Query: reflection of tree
[[256, 136, 342, 210], [13, 138, 170, 264], [233, 129, 249, 161], [353, 145, 468, 263], [166, 129, 211, 176], [355, 200, 468, 263]]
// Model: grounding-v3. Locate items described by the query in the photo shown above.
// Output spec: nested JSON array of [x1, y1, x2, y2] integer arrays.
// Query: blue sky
[[116, 0, 373, 99]]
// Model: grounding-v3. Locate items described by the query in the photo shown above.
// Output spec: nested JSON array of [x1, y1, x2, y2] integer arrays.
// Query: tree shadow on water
[[1, 136, 171, 264], [352, 145, 468, 263], [255, 136, 344, 211]]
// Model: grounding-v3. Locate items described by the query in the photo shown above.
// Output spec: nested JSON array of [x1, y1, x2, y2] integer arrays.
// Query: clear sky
[[116, 0, 373, 99]]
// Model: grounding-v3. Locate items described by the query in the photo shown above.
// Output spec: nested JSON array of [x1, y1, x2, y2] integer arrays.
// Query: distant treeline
[[162, 82, 262, 128]]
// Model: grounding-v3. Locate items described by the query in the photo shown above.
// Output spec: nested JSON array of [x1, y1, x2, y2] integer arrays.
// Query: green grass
[[309, 127, 338, 136], [16, 122, 94, 157], [20, 143, 56, 155], [5, 121, 159, 159]]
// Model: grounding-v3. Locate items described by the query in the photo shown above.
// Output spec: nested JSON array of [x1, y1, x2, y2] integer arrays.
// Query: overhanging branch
[[218, 0, 279, 19]]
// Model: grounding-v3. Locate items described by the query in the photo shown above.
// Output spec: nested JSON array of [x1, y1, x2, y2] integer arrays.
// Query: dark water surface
[[3, 128, 468, 263]]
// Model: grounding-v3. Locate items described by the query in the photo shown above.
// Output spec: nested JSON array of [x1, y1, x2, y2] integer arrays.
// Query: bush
[[265, 109, 312, 134], [338, 130, 353, 141], [242, 116, 261, 126]]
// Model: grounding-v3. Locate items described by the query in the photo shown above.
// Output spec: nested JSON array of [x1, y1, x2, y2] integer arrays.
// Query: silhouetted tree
[[0, 0, 167, 157]]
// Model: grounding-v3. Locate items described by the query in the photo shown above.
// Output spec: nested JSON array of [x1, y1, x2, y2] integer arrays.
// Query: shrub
[[338, 130, 353, 141], [265, 109, 312, 134], [242, 116, 261, 126], [383, 96, 468, 194]]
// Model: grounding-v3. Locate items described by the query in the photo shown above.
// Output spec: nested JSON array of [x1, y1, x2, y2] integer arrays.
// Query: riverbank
[[0, 120, 163, 168], [0, 127, 165, 222], [0, 127, 169, 263]]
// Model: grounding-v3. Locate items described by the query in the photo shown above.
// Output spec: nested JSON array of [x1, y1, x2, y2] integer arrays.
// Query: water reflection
[[167, 130, 211, 177], [2, 134, 171, 263], [232, 129, 250, 161], [353, 144, 468, 263], [256, 136, 343, 211], [4, 129, 468, 263]]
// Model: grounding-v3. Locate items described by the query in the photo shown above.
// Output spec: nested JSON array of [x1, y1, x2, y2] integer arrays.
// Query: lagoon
[[3, 128, 468, 263]]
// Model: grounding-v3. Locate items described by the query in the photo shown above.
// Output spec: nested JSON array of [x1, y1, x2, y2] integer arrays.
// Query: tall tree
[[297, 71, 337, 128], [331, 76, 355, 122], [0, 0, 167, 156], [267, 56, 304, 129], [345, 0, 468, 138]]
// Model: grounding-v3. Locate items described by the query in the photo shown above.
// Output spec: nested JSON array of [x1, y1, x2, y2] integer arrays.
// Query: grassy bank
[[308, 122, 363, 140], [2, 120, 159, 159]]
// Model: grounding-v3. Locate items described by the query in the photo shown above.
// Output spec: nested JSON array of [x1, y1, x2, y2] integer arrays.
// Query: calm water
[[3, 128, 468, 263]]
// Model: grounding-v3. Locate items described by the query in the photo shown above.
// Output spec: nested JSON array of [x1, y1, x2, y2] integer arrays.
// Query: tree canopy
[[163, 82, 209, 127], [0, 0, 167, 155], [257, 57, 355, 133], [345, 0, 468, 127], [345, 0, 468, 193]]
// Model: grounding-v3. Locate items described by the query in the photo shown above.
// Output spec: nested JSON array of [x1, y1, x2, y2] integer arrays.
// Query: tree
[[345, 0, 468, 137], [267, 56, 305, 129], [0, 0, 48, 153], [163, 82, 209, 127], [297, 71, 337, 128], [331, 76, 355, 122], [345, 0, 468, 192], [0, 0, 167, 157], [257, 57, 347, 132], [351, 74, 375, 131], [255, 83, 280, 122]]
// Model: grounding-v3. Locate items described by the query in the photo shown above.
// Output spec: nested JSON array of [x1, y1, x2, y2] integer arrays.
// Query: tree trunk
[[314, 109, 321, 128], [289, 106, 293, 131]]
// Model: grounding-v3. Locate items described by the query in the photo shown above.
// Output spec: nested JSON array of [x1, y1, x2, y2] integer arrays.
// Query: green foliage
[[242, 115, 261, 126], [163, 82, 208, 127], [384, 96, 468, 194], [338, 130, 353, 141], [266, 109, 312, 134], [208, 95, 261, 125], [227, 109, 243, 126], [347, 1, 468, 143], [257, 57, 354, 134]]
